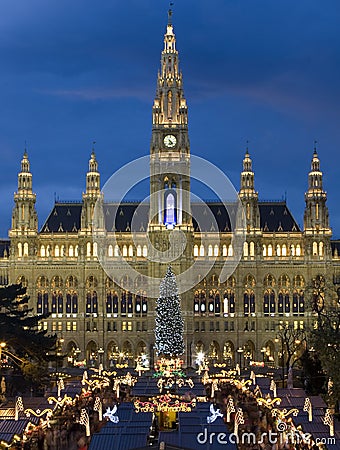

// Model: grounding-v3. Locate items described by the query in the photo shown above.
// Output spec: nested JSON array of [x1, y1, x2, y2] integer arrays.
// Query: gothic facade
[[1, 11, 340, 369]]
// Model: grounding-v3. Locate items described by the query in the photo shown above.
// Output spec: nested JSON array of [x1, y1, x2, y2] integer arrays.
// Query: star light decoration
[[154, 267, 184, 357]]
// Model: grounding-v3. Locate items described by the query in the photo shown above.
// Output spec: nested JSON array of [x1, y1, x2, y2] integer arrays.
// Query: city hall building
[[0, 11, 339, 369]]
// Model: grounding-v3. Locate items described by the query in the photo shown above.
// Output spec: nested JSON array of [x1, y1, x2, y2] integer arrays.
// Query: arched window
[[282, 244, 287, 256], [108, 245, 113, 257], [136, 245, 142, 257], [75, 245, 79, 257], [263, 245, 267, 257], [267, 244, 273, 257], [22, 242, 28, 257], [143, 245, 148, 257], [86, 276, 98, 289], [319, 242, 324, 257], [264, 289, 275, 316], [194, 245, 199, 257], [264, 274, 275, 287], [276, 244, 281, 256], [40, 245, 45, 258], [86, 242, 91, 257], [199, 245, 205, 257], [313, 241, 318, 256], [215, 292, 220, 316], [223, 290, 235, 316], [127, 292, 133, 314], [243, 242, 249, 257], [142, 295, 148, 316], [199, 290, 206, 314], [222, 245, 227, 257], [55, 245, 60, 258], [296, 244, 301, 256], [114, 245, 120, 257], [214, 245, 219, 257], [290, 244, 295, 256], [69, 245, 74, 257], [86, 291, 98, 314], [164, 192, 176, 226], [123, 245, 128, 257], [208, 245, 213, 257], [208, 292, 214, 314], [244, 291, 255, 316], [121, 292, 127, 316], [249, 242, 255, 257], [66, 292, 78, 314], [293, 291, 304, 316], [128, 245, 133, 257], [228, 244, 233, 257], [93, 242, 98, 257]]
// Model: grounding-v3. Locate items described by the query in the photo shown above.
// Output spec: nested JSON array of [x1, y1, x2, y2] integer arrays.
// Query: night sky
[[1, 0, 340, 238]]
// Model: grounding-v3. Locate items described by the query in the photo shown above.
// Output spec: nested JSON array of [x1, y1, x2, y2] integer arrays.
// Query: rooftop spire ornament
[[154, 266, 184, 357]]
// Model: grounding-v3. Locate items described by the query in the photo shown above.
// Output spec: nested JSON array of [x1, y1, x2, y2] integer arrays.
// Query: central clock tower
[[149, 8, 191, 230], [148, 10, 194, 366]]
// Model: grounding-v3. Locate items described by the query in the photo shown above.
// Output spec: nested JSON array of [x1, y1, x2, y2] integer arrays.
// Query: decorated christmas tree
[[154, 266, 184, 357]]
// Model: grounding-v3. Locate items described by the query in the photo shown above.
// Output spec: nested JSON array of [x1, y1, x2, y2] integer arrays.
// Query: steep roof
[[40, 200, 301, 234]]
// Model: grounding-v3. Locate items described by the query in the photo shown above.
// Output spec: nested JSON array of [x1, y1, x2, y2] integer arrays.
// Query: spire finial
[[246, 140, 249, 156], [313, 139, 318, 155], [91, 140, 96, 157], [168, 2, 174, 25], [24, 140, 28, 158]]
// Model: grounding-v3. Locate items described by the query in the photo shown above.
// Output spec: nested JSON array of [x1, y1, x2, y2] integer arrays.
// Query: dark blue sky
[[1, 0, 340, 238]]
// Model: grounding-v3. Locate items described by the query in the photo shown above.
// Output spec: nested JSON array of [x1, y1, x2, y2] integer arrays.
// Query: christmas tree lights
[[154, 266, 184, 357]]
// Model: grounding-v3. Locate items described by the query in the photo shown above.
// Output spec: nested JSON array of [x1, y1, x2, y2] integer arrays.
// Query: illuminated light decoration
[[25, 408, 53, 418], [249, 371, 256, 385], [323, 409, 334, 437], [154, 267, 184, 357], [256, 397, 281, 409], [271, 408, 299, 419], [116, 363, 128, 369], [82, 376, 110, 391], [207, 404, 223, 423], [79, 408, 90, 437], [103, 405, 119, 423], [226, 398, 235, 422], [113, 372, 137, 397], [102, 370, 117, 377], [270, 379, 277, 398], [303, 397, 312, 422], [254, 385, 263, 397], [134, 394, 196, 413], [48, 394, 73, 410], [236, 363, 241, 376], [15, 396, 24, 421], [233, 408, 244, 435], [57, 378, 64, 397], [214, 363, 227, 368], [94, 397, 103, 421]]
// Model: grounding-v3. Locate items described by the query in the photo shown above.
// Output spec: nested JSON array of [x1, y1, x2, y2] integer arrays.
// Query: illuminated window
[[55, 245, 60, 257], [69, 245, 74, 257], [23, 242, 28, 257], [214, 245, 219, 257], [128, 245, 133, 257], [199, 245, 205, 257], [143, 245, 148, 257], [123, 245, 128, 257], [86, 242, 91, 257], [282, 244, 287, 256], [276, 244, 281, 256], [243, 242, 249, 257], [296, 244, 301, 256], [263, 245, 267, 257], [136, 245, 142, 257], [108, 245, 113, 257], [194, 245, 199, 257], [228, 244, 233, 257], [222, 245, 227, 257], [208, 245, 213, 257], [40, 245, 45, 258], [114, 245, 120, 257], [72, 321, 77, 331], [267, 244, 273, 257]]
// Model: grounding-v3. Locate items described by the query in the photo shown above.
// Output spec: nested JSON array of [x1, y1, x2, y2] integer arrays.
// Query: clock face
[[163, 134, 177, 148]]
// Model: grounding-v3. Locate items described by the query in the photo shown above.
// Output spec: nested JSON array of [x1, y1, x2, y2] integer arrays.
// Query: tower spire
[[304, 144, 330, 235]]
